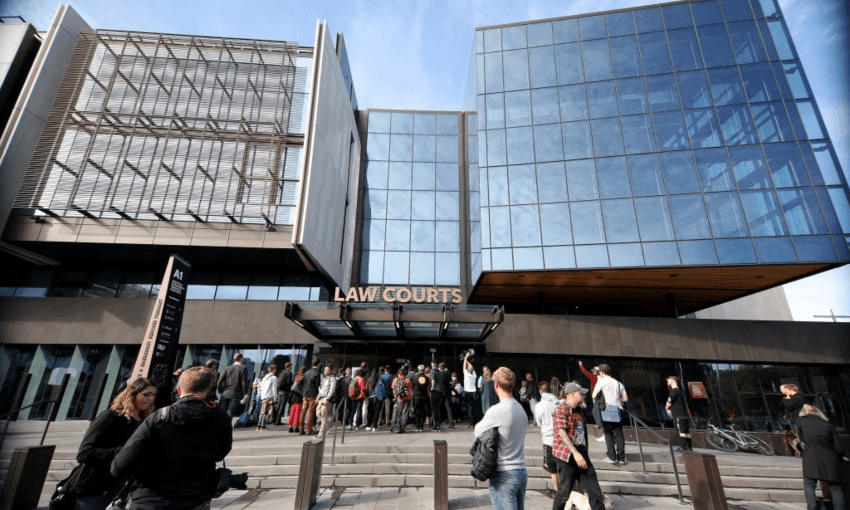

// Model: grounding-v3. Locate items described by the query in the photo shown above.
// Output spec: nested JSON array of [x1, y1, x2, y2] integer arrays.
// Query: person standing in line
[[524, 373, 540, 418], [349, 368, 367, 430], [391, 367, 413, 434], [249, 372, 265, 424], [217, 353, 250, 419], [578, 361, 605, 443], [287, 367, 306, 433], [479, 366, 498, 415], [315, 364, 336, 440], [666, 376, 692, 452], [275, 361, 293, 425], [257, 364, 278, 431], [377, 366, 393, 428], [365, 369, 381, 431], [412, 366, 431, 432], [299, 358, 322, 436], [474, 367, 528, 510], [551, 382, 605, 510], [591, 363, 628, 464], [451, 371, 463, 425], [533, 382, 560, 500], [796, 404, 845, 510], [430, 362, 452, 430], [204, 360, 219, 403], [781, 384, 807, 427], [463, 353, 481, 427]]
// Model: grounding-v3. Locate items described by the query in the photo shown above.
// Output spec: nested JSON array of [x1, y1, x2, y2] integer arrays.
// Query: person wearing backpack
[[391, 367, 413, 434], [275, 362, 293, 425], [377, 366, 393, 428], [348, 369, 366, 430]]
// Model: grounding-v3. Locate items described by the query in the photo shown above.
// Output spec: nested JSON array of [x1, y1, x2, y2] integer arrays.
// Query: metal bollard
[[1, 445, 55, 510], [294, 439, 325, 510], [434, 440, 448, 510], [682, 451, 728, 510]]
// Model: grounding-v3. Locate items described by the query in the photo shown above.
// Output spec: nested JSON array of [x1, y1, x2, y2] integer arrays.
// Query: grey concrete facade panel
[[485, 314, 850, 365]]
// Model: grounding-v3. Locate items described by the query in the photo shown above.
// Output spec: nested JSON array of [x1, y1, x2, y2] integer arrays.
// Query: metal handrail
[[0, 374, 71, 452], [623, 408, 687, 505]]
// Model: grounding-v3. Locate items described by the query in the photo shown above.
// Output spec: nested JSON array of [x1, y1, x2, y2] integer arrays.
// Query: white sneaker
[[603, 458, 616, 464], [315, 434, 323, 440], [595, 436, 606, 442]]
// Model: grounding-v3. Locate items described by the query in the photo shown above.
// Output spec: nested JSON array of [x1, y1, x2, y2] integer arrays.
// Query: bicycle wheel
[[752, 437, 775, 456], [706, 431, 738, 452]]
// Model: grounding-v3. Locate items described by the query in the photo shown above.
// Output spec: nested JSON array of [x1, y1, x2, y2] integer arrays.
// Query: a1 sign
[[688, 381, 708, 399]]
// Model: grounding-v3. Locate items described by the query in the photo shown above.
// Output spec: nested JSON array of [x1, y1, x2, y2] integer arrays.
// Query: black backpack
[[393, 377, 409, 399]]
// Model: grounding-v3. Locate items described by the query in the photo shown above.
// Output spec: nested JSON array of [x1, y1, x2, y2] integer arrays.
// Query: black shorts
[[542, 444, 557, 474], [675, 416, 690, 435]]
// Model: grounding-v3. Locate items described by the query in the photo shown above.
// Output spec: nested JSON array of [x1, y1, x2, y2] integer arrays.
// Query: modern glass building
[[0, 1, 848, 432]]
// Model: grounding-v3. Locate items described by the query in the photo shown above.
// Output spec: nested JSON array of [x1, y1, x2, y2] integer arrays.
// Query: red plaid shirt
[[551, 402, 586, 462]]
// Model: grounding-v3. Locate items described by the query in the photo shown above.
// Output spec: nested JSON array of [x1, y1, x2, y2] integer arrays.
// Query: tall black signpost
[[131, 255, 192, 408]]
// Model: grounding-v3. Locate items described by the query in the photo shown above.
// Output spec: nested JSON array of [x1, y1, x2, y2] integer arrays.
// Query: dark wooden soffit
[[469, 264, 837, 315]]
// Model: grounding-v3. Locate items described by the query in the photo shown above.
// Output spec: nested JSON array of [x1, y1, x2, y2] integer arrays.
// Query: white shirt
[[317, 374, 335, 400], [258, 375, 278, 400], [592, 377, 627, 409], [463, 366, 477, 393], [533, 392, 559, 446]]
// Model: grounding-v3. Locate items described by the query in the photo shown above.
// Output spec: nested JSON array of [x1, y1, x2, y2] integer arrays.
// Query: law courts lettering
[[334, 286, 462, 304]]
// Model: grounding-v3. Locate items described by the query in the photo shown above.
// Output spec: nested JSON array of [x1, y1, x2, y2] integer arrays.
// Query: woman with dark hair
[[365, 370, 381, 431], [52, 377, 157, 509], [549, 377, 563, 400], [287, 366, 307, 433], [796, 404, 845, 510]]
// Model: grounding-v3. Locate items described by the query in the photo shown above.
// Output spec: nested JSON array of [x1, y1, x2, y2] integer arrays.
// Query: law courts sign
[[334, 286, 462, 304]]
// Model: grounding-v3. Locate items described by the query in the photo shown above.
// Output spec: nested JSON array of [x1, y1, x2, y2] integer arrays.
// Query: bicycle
[[705, 419, 775, 456]]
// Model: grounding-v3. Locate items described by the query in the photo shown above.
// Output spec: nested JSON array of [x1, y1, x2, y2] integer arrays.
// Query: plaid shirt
[[551, 402, 586, 462]]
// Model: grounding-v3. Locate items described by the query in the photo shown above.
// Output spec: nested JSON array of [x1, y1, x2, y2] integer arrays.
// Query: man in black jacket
[[217, 353, 250, 419], [275, 362, 293, 425], [299, 358, 322, 436], [111, 367, 232, 510]]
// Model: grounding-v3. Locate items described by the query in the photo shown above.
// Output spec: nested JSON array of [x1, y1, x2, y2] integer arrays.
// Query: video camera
[[459, 348, 475, 363]]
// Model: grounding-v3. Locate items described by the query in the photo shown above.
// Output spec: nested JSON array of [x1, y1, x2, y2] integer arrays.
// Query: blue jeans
[[488, 468, 527, 510]]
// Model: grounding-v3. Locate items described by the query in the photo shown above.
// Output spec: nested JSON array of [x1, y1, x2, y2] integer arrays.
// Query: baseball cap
[[563, 382, 588, 395]]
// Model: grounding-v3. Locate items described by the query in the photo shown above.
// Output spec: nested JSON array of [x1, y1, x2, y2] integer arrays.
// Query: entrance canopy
[[284, 302, 504, 343]]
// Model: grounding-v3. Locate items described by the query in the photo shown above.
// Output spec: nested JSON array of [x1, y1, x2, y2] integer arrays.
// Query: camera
[[211, 467, 249, 498], [459, 348, 475, 363]]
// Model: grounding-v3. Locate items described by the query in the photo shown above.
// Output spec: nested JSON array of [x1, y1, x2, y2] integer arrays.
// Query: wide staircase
[[1, 421, 805, 506]]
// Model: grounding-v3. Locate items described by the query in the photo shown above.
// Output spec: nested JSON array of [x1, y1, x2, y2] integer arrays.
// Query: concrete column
[[96, 345, 125, 416], [55, 345, 86, 420], [21, 345, 49, 420]]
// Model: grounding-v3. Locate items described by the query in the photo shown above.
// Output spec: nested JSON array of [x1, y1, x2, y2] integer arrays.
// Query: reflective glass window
[[782, 62, 811, 99], [752, 102, 794, 143], [740, 189, 789, 236], [503, 50, 530, 91], [489, 166, 509, 206], [366, 161, 389, 189], [635, 196, 675, 240], [366, 189, 387, 218], [760, 20, 780, 60], [602, 199, 640, 242], [740, 64, 780, 102], [553, 19, 580, 43], [414, 113, 436, 135], [639, 32, 673, 75], [796, 100, 824, 139], [435, 192, 459, 220], [529, 46, 557, 88], [717, 104, 758, 145], [591, 118, 625, 157], [621, 114, 657, 154], [385, 219, 410, 250], [707, 67, 746, 105], [606, 12, 635, 37], [504, 90, 532, 127], [555, 43, 584, 84], [363, 219, 386, 250], [491, 248, 512, 269], [609, 243, 645, 266], [532, 87, 560, 124], [785, 101, 808, 141], [798, 143, 823, 185], [576, 245, 610, 268], [652, 111, 689, 150], [507, 127, 534, 165], [360, 251, 383, 283], [540, 203, 573, 245], [383, 252, 410, 284], [629, 154, 665, 196], [763, 142, 810, 187], [435, 221, 460, 252], [643, 242, 681, 265], [567, 159, 599, 201], [827, 188, 850, 233], [562, 121, 593, 160], [477, 96, 486, 130], [597, 156, 632, 199], [537, 162, 568, 203], [509, 165, 538, 205], [691, 1, 724, 26], [436, 114, 458, 135], [729, 145, 772, 189], [436, 163, 458, 191], [582, 39, 613, 82], [662, 4, 694, 29], [695, 148, 735, 191], [616, 78, 649, 115], [679, 240, 719, 264], [720, 0, 754, 21], [767, 19, 796, 60], [502, 25, 527, 51], [484, 28, 501, 52], [646, 74, 681, 112], [410, 221, 436, 251], [716, 239, 757, 263], [485, 52, 504, 93], [579, 15, 607, 40], [810, 142, 845, 186], [413, 135, 436, 162], [668, 28, 703, 71], [409, 252, 435, 285], [793, 236, 837, 262], [753, 237, 797, 262], [369, 112, 391, 133], [513, 248, 544, 270], [544, 246, 577, 268], [587, 81, 619, 118], [534, 123, 565, 162], [670, 194, 712, 239], [436, 137, 458, 162], [486, 93, 505, 129], [634, 8, 664, 33], [571, 201, 606, 244], [387, 190, 411, 219], [489, 206, 512, 247], [390, 134, 413, 161], [388, 161, 412, 189], [779, 188, 828, 235], [610, 36, 641, 78], [391, 113, 414, 133], [413, 163, 435, 190], [697, 25, 735, 67], [706, 192, 749, 237], [661, 151, 701, 194], [367, 133, 390, 160], [759, 0, 781, 19], [528, 22, 554, 47], [511, 205, 542, 246], [486, 129, 507, 166], [476, 55, 486, 95], [411, 190, 435, 220], [686, 108, 723, 148], [559, 84, 588, 121], [771, 62, 793, 100], [727, 21, 767, 64]]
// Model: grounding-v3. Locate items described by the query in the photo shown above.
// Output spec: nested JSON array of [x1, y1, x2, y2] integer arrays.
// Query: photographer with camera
[[462, 350, 482, 428], [111, 367, 235, 509]]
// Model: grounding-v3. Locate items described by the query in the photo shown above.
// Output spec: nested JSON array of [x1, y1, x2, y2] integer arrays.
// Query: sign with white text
[[334, 286, 462, 304]]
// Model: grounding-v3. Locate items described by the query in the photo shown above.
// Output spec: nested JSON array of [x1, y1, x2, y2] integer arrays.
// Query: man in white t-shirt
[[591, 363, 628, 464], [532, 382, 560, 499], [463, 352, 481, 427]]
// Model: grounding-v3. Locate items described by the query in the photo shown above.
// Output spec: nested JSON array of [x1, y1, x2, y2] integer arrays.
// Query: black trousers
[[464, 392, 481, 425], [219, 396, 241, 419], [602, 421, 625, 461], [413, 396, 429, 429], [552, 447, 605, 510], [275, 391, 289, 423], [431, 391, 446, 427]]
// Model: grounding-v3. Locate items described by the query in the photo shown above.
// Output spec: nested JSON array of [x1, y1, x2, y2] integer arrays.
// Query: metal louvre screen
[[15, 29, 313, 225]]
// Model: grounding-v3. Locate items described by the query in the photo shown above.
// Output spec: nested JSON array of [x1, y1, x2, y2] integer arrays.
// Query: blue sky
[[4, 0, 849, 321]]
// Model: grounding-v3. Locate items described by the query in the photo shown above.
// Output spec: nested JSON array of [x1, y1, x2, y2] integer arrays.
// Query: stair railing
[[622, 407, 687, 505], [0, 374, 71, 452]]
